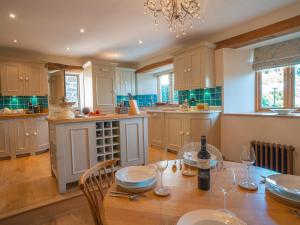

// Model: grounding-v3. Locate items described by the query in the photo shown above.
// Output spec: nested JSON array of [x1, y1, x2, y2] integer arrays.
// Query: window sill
[[222, 112, 300, 118]]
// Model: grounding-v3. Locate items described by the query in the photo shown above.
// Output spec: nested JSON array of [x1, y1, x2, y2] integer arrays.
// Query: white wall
[[136, 73, 157, 95], [221, 114, 300, 175], [220, 48, 255, 113]]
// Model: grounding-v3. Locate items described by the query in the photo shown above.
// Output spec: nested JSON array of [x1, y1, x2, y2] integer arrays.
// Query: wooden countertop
[[47, 113, 148, 124], [0, 113, 48, 119]]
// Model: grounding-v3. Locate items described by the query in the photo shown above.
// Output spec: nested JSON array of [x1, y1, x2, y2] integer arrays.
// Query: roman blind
[[253, 37, 300, 71]]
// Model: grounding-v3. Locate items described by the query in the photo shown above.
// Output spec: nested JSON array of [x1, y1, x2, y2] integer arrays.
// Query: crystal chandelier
[[144, 0, 206, 38]]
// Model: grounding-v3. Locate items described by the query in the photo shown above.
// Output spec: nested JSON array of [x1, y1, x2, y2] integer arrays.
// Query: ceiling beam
[[215, 15, 300, 49], [136, 58, 173, 74], [45, 63, 83, 72]]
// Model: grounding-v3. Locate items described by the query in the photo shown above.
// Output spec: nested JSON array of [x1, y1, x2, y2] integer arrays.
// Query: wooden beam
[[45, 63, 83, 72], [136, 58, 173, 74], [215, 15, 300, 49]]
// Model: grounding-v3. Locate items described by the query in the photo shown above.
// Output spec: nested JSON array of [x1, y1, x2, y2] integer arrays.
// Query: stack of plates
[[265, 174, 300, 207], [177, 209, 247, 225], [115, 166, 157, 193], [183, 152, 218, 168]]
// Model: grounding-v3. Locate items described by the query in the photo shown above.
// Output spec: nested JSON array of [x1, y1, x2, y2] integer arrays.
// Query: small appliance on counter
[[115, 101, 129, 114]]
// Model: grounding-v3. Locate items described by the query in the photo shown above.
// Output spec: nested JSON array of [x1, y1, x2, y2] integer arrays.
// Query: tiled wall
[[178, 86, 222, 106], [0, 96, 48, 109], [116, 94, 158, 107]]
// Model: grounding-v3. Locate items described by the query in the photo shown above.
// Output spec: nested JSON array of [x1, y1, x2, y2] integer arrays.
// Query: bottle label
[[198, 159, 210, 169]]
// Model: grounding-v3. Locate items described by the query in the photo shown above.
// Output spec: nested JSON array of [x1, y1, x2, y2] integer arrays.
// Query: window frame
[[157, 71, 178, 104], [64, 73, 81, 109], [255, 65, 299, 111]]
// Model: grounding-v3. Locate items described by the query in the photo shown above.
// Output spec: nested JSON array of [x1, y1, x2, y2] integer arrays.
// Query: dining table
[[103, 161, 300, 225]]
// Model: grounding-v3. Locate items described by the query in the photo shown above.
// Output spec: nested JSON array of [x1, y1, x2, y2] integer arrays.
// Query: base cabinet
[[148, 112, 165, 148], [0, 120, 10, 157]]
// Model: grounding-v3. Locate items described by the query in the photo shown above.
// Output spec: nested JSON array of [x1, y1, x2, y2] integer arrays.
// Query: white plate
[[270, 109, 296, 115], [183, 152, 217, 168], [177, 209, 247, 225], [266, 174, 300, 196], [115, 166, 156, 184]]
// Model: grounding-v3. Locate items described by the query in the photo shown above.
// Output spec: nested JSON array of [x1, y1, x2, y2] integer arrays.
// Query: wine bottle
[[197, 136, 211, 191]]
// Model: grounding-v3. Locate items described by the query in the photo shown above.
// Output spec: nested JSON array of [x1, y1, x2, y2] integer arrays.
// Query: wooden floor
[[0, 147, 176, 222]]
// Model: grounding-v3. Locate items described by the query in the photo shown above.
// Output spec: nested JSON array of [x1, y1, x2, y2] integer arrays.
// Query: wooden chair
[[79, 159, 116, 225]]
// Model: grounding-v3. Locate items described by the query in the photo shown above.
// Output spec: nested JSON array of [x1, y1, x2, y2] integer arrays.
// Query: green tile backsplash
[[0, 96, 48, 110], [178, 86, 222, 106]]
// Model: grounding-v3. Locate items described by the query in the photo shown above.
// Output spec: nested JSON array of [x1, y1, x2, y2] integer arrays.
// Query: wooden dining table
[[103, 161, 300, 225]]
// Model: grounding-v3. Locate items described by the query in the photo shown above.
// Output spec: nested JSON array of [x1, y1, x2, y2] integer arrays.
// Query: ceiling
[[0, 0, 298, 64]]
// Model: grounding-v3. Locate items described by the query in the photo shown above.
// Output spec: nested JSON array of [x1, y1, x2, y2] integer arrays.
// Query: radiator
[[250, 141, 295, 174]]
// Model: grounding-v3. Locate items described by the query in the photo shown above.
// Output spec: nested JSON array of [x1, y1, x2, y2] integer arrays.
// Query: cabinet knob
[[187, 68, 191, 72], [183, 69, 187, 73], [25, 132, 30, 136], [25, 77, 29, 81], [186, 132, 190, 136], [19, 76, 23, 81], [180, 131, 184, 135], [153, 113, 158, 117], [34, 131, 38, 136]]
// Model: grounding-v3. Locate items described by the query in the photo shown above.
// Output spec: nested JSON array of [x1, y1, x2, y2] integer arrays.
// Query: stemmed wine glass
[[215, 167, 237, 216], [239, 145, 258, 190], [154, 148, 170, 196]]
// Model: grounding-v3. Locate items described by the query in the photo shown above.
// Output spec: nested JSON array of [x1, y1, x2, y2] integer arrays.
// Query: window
[[256, 64, 300, 111], [157, 73, 178, 104], [65, 74, 80, 108]]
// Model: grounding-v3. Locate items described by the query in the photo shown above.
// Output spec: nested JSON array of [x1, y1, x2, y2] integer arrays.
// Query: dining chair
[[79, 159, 116, 225]]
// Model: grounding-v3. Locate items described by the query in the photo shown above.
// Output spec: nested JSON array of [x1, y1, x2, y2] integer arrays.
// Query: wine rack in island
[[95, 120, 121, 169]]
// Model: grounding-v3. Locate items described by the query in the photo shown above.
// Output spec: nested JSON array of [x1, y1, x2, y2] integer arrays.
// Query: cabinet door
[[115, 68, 135, 96], [35, 117, 49, 151], [189, 49, 202, 89], [174, 55, 188, 91], [0, 61, 24, 96], [148, 112, 164, 148], [24, 63, 46, 96], [64, 123, 97, 183], [9, 119, 31, 156], [0, 120, 10, 157], [165, 115, 184, 151], [120, 118, 144, 167], [94, 74, 115, 112]]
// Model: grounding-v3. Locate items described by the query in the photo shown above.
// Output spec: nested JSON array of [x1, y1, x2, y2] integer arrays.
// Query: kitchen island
[[48, 114, 148, 193]]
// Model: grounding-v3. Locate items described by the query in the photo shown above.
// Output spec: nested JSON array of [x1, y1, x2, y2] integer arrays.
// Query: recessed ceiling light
[[80, 28, 85, 33], [66, 47, 70, 51], [9, 13, 16, 18], [139, 40, 143, 45], [13, 39, 18, 43]]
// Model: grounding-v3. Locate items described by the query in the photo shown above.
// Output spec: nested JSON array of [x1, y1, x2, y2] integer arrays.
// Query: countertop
[[0, 113, 48, 119], [47, 113, 148, 124], [146, 109, 222, 114]]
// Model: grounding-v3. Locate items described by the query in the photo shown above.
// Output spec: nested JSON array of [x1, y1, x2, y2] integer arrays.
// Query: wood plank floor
[[0, 147, 176, 221]]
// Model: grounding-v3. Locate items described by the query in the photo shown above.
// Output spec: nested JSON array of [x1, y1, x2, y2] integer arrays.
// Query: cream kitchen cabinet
[[148, 112, 165, 148], [115, 67, 136, 96], [0, 120, 10, 157], [173, 42, 215, 90], [165, 114, 185, 151], [120, 118, 145, 167], [0, 61, 47, 96]]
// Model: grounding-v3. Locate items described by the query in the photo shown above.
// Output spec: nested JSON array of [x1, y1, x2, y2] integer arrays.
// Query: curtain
[[253, 37, 300, 71]]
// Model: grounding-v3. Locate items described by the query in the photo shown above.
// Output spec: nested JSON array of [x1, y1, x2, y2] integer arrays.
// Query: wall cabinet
[[173, 42, 215, 90], [120, 118, 144, 167], [115, 68, 136, 96], [0, 61, 47, 96], [0, 120, 10, 157], [0, 116, 49, 159], [148, 112, 220, 152]]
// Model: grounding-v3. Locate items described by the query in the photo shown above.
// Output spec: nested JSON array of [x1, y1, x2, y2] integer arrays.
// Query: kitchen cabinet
[[115, 67, 136, 96], [0, 61, 48, 96], [148, 112, 165, 148], [120, 118, 144, 167], [173, 42, 215, 90], [0, 120, 10, 157], [148, 111, 220, 152], [0, 116, 49, 159]]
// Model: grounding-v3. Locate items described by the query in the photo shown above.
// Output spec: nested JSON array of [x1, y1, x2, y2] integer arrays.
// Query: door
[[49, 70, 65, 104], [174, 55, 188, 90], [148, 112, 165, 148], [35, 117, 49, 151], [94, 74, 115, 111], [165, 114, 184, 151], [0, 61, 24, 96], [9, 119, 31, 156], [0, 120, 10, 157], [189, 49, 202, 89], [120, 118, 144, 167], [24, 63, 46, 96], [185, 115, 212, 144]]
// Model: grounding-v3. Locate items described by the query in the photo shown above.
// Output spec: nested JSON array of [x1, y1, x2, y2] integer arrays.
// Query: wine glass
[[154, 148, 170, 196], [239, 145, 258, 190], [215, 167, 237, 216]]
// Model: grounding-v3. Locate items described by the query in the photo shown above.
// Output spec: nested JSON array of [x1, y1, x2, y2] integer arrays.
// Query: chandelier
[[144, 0, 206, 38]]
